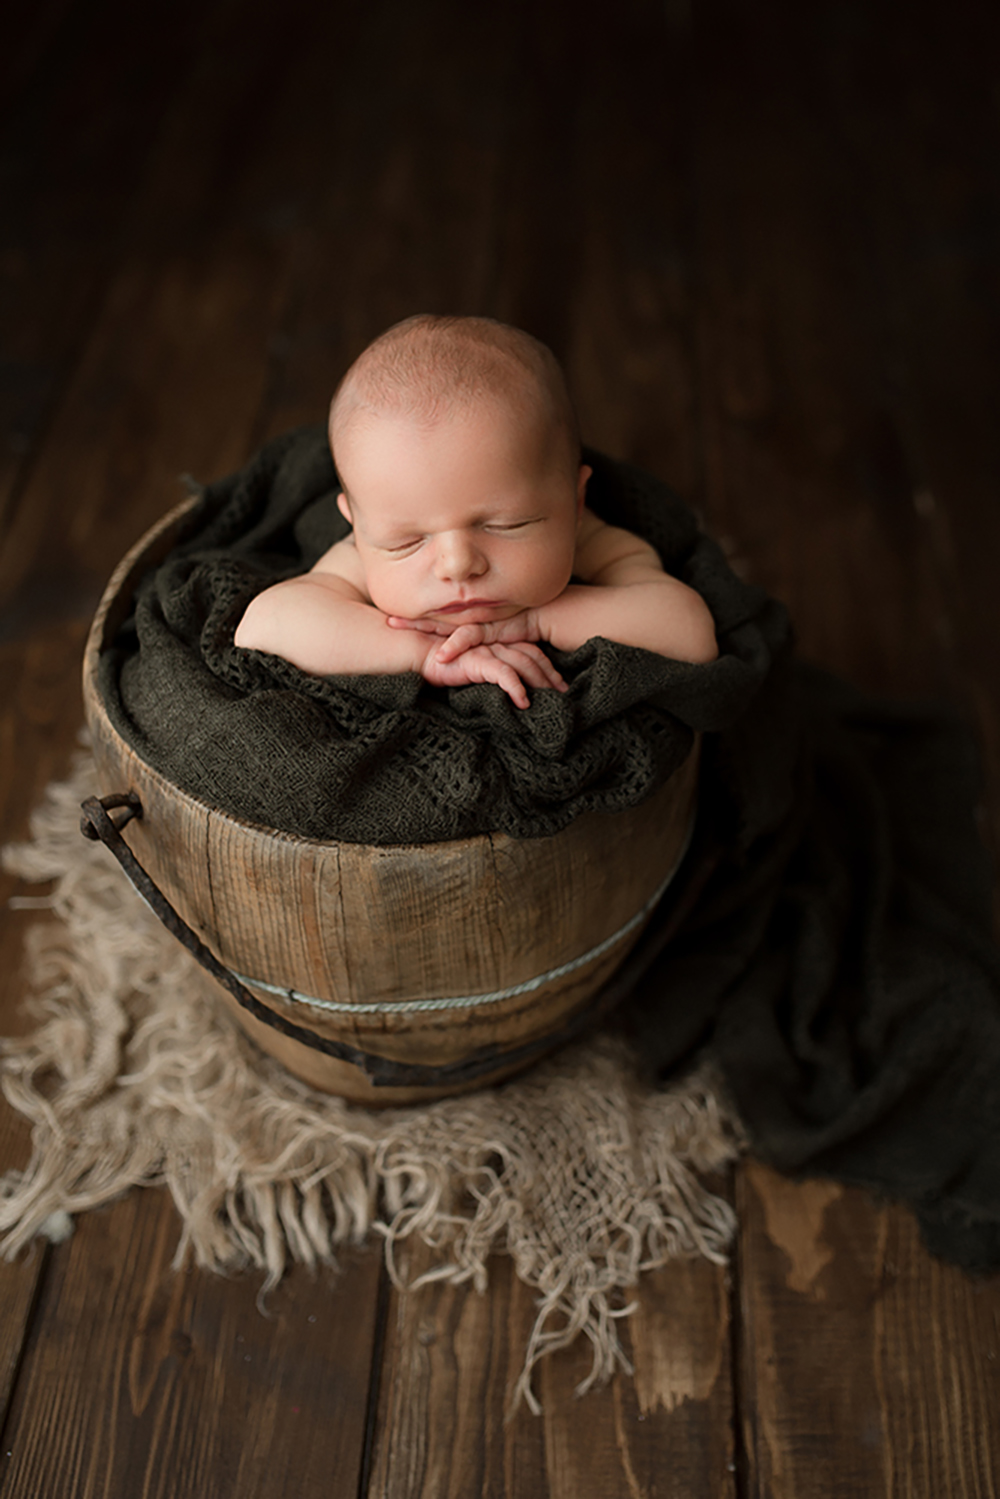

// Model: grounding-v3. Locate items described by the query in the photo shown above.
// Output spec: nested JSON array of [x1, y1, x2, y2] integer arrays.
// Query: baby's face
[[334, 402, 588, 626]]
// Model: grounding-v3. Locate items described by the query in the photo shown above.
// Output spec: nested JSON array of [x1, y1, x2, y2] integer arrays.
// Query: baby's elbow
[[234, 588, 281, 652], [676, 599, 718, 665], [690, 615, 719, 664]]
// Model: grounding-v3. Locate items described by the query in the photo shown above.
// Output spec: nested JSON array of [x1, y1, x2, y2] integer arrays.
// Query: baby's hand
[[386, 610, 541, 655], [419, 638, 566, 708]]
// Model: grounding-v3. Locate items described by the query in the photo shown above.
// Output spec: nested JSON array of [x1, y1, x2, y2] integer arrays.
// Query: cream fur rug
[[0, 752, 742, 1411]]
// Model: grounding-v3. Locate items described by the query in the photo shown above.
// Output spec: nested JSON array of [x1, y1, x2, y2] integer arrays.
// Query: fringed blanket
[[1, 754, 742, 1412]]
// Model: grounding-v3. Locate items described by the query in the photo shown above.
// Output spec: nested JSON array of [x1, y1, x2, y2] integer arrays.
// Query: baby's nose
[[433, 531, 487, 581]]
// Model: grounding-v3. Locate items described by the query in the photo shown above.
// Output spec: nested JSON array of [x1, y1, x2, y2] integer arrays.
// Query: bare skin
[[234, 400, 718, 707]]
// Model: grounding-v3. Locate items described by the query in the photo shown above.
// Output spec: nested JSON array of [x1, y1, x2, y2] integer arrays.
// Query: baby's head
[[328, 316, 590, 626]]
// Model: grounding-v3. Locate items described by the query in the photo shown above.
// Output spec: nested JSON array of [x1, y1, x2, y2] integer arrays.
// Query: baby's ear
[[336, 492, 353, 525]]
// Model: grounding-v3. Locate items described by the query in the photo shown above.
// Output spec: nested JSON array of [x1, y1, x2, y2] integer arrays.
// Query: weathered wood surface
[[1, 1189, 383, 1499], [738, 1163, 1000, 1499], [693, 7, 1000, 1496], [0, 621, 93, 1432], [370, 1239, 736, 1499], [0, 0, 998, 1494]]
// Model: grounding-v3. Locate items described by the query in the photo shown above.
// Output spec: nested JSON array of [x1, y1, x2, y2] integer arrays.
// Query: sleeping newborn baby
[[235, 315, 717, 706]]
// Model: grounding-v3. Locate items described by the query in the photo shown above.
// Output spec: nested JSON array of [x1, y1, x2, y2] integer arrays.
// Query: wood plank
[[0, 624, 87, 841], [738, 1161, 1000, 1498], [0, 0, 375, 1473], [0, 620, 92, 1427], [0, 0, 75, 122], [368, 1236, 736, 1498], [1, 1187, 383, 1499], [870, 1195, 1000, 1496], [485, 6, 589, 364], [0, 0, 210, 548], [561, 1, 702, 496], [253, 0, 521, 446], [0, 890, 50, 1431], [692, 4, 1000, 1495], [0, 0, 368, 628], [819, 0, 1000, 872], [368, 1244, 548, 1498], [692, 0, 957, 703], [536, 1254, 736, 1499]]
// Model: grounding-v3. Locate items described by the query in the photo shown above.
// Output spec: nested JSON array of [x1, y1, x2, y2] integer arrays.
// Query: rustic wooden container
[[82, 497, 699, 1104]]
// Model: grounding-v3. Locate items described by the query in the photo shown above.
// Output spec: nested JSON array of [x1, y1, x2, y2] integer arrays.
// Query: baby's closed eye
[[382, 537, 424, 555], [481, 518, 542, 534]]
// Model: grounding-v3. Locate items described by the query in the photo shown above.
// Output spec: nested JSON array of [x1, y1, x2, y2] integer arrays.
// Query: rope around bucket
[[233, 818, 694, 1018], [2, 749, 743, 1413]]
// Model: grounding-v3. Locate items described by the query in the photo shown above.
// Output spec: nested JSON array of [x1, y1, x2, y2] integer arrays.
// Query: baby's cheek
[[525, 553, 575, 607], [368, 570, 421, 618]]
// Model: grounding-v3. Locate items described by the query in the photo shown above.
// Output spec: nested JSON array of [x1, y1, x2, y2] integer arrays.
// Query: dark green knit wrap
[[99, 428, 785, 844]]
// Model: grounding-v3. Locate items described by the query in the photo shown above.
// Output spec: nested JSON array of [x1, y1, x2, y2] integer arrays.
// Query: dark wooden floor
[[2, 1, 999, 1494]]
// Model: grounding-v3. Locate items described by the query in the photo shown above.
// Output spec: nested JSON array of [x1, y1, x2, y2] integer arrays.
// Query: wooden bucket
[[82, 498, 699, 1105]]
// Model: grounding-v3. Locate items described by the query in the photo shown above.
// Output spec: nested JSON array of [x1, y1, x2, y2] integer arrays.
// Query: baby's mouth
[[434, 598, 504, 614]]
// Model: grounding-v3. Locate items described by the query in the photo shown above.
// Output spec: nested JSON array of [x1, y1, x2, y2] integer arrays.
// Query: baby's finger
[[524, 646, 568, 692], [386, 616, 447, 634], [492, 661, 530, 709], [495, 643, 567, 693], [522, 648, 567, 691], [490, 649, 549, 694], [434, 623, 486, 662]]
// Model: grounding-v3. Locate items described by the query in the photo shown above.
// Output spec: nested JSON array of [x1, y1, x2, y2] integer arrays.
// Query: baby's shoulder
[[308, 534, 371, 600], [574, 507, 661, 582]]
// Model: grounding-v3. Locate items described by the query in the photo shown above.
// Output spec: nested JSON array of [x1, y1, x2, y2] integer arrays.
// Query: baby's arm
[[235, 542, 431, 677], [234, 540, 563, 705], [537, 511, 718, 662]]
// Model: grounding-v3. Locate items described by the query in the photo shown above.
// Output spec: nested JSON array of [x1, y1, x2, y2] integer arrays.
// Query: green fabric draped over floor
[[99, 429, 1000, 1269]]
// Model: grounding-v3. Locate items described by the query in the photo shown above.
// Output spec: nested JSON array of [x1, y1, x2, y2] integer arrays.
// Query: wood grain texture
[[0, 0, 75, 123], [691, 0, 959, 704], [0, 903, 51, 1432], [368, 1244, 549, 1498], [0, 0, 368, 623], [738, 1161, 1000, 1499], [536, 1256, 736, 1499], [96, 739, 695, 1015], [0, 622, 93, 1426], [691, 5, 1000, 1496], [1, 1188, 383, 1499], [368, 1236, 736, 1499], [561, 2, 701, 494], [818, 0, 1000, 877], [255, 0, 523, 446], [0, 0, 211, 573]]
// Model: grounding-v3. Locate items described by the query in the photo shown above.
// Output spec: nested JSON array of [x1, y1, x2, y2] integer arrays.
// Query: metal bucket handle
[[80, 793, 678, 1090]]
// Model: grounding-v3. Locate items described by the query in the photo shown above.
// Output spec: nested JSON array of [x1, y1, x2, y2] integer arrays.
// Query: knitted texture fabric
[[98, 429, 787, 843]]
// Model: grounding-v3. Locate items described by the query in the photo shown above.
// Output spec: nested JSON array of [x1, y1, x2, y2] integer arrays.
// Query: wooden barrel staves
[[82, 498, 700, 1105]]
